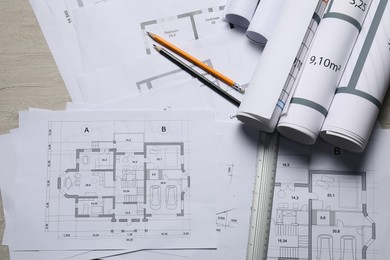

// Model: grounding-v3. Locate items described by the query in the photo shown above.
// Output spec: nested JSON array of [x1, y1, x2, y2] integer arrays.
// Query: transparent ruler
[[247, 2, 329, 259], [246, 132, 279, 260], [276, 0, 328, 111]]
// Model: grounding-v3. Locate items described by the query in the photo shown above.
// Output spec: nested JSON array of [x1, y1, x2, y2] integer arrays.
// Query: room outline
[[268, 168, 376, 260], [44, 120, 192, 240], [140, 5, 226, 54]]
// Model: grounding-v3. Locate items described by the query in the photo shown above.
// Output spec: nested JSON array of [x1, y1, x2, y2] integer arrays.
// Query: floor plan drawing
[[267, 138, 377, 260], [134, 57, 247, 98], [135, 59, 216, 93], [44, 119, 192, 241], [225, 163, 235, 185], [140, 5, 228, 54], [216, 208, 238, 231], [62, 0, 110, 23], [64, 0, 100, 9], [13, 110, 217, 250]]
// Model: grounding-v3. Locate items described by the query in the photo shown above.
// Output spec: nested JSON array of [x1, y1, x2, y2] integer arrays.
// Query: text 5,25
[[350, 0, 368, 11]]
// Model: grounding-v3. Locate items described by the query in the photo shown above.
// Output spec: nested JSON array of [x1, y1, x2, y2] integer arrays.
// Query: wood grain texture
[[0, 0, 70, 258]]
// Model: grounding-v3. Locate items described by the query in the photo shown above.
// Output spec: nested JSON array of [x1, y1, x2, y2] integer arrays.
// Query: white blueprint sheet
[[11, 110, 217, 250], [2, 115, 208, 258], [0, 85, 259, 258], [76, 28, 261, 102], [28, 0, 117, 102], [67, 79, 207, 111], [72, 122, 260, 260], [210, 122, 259, 259], [77, 29, 262, 120], [77, 54, 195, 104], [29, 0, 229, 102], [0, 133, 17, 246], [267, 126, 390, 259], [2, 121, 260, 259], [72, 0, 228, 72], [29, 0, 84, 101]]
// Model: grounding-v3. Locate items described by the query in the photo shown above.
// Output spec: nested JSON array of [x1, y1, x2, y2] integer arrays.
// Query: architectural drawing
[[64, 0, 107, 9], [140, 6, 227, 54], [63, 0, 108, 23], [134, 58, 248, 100], [134, 59, 228, 94], [216, 208, 238, 231], [44, 120, 192, 240], [267, 139, 376, 260], [225, 163, 235, 185]]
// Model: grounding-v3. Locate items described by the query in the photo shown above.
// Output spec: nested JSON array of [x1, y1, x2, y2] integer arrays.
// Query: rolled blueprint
[[237, 0, 323, 132], [321, 0, 390, 153], [278, 0, 373, 144], [224, 0, 259, 28], [246, 0, 285, 45]]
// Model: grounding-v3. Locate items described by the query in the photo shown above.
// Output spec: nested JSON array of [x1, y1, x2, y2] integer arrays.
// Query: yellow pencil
[[147, 32, 245, 94]]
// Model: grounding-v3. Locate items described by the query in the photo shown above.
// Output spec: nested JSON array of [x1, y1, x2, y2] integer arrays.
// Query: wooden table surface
[[1, 0, 390, 259], [1, 0, 70, 258]]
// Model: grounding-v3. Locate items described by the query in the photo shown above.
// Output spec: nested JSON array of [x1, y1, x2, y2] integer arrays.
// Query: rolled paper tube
[[237, 0, 322, 132], [321, 0, 390, 153], [278, 0, 373, 144], [224, 0, 259, 28]]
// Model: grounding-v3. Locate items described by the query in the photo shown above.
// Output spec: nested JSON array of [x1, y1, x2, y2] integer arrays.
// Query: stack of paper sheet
[[0, 100, 260, 259], [29, 0, 264, 104], [0, 0, 272, 259]]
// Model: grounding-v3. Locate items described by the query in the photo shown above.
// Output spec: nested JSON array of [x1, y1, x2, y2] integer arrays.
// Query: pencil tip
[[146, 31, 153, 38], [153, 44, 162, 51]]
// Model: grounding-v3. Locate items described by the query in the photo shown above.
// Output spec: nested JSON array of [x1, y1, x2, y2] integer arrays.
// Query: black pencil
[[153, 44, 241, 107]]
